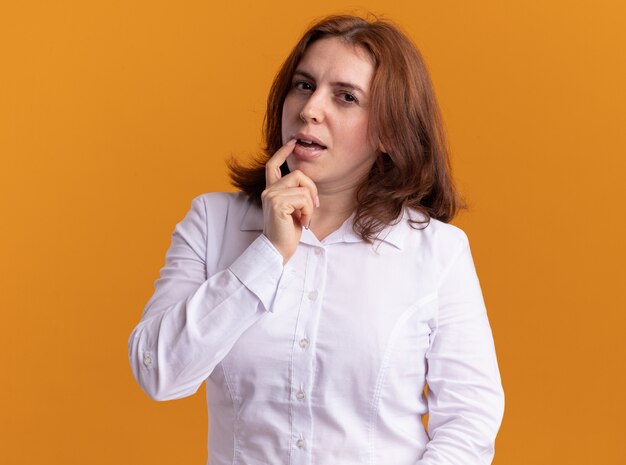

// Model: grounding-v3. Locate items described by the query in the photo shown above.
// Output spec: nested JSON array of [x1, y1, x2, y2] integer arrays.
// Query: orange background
[[1, 1, 624, 464]]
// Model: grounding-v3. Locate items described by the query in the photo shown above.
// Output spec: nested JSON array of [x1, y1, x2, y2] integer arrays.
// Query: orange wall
[[1, 1, 625, 464]]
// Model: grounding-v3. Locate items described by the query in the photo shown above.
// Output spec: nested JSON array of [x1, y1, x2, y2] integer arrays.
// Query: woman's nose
[[299, 92, 325, 123]]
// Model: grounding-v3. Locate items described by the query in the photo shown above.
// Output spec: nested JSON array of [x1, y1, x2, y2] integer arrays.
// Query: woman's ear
[[378, 142, 387, 154]]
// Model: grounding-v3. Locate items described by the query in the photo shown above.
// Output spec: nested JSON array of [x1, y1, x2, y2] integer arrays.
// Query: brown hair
[[229, 14, 464, 241]]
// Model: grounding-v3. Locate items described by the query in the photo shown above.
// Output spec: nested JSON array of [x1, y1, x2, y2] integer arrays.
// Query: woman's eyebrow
[[293, 70, 366, 95]]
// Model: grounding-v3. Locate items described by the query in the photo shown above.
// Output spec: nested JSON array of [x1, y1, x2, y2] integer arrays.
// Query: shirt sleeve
[[418, 234, 505, 464], [128, 195, 285, 401]]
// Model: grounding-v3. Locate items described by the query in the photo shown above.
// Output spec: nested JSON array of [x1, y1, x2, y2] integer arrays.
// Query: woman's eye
[[294, 81, 313, 91], [340, 92, 358, 104]]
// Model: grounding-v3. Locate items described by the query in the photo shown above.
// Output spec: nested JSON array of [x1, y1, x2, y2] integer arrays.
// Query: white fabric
[[128, 192, 504, 465]]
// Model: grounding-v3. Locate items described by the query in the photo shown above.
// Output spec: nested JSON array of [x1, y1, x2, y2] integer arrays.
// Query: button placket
[[289, 246, 327, 462], [279, 265, 298, 290]]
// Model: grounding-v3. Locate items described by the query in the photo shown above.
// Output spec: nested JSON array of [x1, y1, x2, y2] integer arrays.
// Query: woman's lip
[[293, 143, 325, 159], [294, 133, 326, 147]]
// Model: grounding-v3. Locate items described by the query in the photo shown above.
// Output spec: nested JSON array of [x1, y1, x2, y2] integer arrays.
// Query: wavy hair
[[229, 14, 464, 241]]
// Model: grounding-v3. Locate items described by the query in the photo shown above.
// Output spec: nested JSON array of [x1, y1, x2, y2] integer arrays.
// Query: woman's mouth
[[296, 138, 327, 150], [293, 138, 326, 159]]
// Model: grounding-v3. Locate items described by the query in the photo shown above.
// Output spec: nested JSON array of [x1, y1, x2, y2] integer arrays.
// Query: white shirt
[[128, 192, 504, 465]]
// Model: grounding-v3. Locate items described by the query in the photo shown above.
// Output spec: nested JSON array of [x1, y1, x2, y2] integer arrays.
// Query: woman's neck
[[308, 188, 357, 241]]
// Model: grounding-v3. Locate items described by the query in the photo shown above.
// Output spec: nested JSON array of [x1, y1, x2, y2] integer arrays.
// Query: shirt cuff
[[228, 234, 285, 312]]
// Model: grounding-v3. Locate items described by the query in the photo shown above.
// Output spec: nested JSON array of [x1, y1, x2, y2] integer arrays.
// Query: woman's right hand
[[262, 139, 319, 263]]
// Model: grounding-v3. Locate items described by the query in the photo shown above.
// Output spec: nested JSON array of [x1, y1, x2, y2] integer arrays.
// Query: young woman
[[129, 14, 504, 465]]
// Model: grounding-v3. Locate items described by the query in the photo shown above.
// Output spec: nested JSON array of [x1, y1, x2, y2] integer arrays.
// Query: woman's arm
[[419, 234, 505, 464], [128, 194, 285, 401]]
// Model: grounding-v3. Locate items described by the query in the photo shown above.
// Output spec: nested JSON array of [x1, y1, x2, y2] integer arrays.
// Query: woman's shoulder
[[403, 207, 469, 246], [176, 192, 259, 235], [188, 191, 256, 217], [399, 208, 472, 271]]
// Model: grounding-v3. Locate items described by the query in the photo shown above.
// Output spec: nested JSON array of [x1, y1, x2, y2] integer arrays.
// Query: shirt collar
[[335, 208, 424, 250], [240, 201, 419, 250]]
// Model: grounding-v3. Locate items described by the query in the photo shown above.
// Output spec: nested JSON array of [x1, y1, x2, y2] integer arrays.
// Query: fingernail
[[315, 195, 320, 208], [304, 220, 312, 230]]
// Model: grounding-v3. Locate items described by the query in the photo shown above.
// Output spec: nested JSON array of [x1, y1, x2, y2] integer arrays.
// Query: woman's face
[[281, 37, 379, 194]]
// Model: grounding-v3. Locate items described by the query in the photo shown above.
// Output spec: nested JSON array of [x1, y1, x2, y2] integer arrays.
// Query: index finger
[[265, 138, 297, 186]]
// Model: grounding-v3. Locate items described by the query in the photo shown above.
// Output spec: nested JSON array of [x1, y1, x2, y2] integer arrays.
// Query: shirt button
[[296, 438, 306, 449], [308, 290, 318, 301], [299, 338, 309, 349], [143, 354, 153, 367], [296, 390, 306, 401]]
